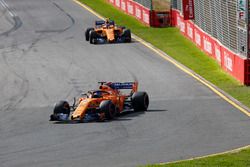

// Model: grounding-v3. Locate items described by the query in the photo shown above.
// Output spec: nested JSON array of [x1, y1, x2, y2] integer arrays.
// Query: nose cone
[[106, 29, 115, 42]]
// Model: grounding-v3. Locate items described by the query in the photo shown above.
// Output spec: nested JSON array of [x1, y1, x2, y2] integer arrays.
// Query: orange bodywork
[[71, 82, 138, 121], [95, 24, 123, 42]]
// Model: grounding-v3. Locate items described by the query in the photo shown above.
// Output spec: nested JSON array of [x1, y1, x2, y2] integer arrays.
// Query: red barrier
[[186, 22, 194, 40], [108, 0, 172, 27], [171, 10, 178, 26], [134, 3, 142, 20], [115, 0, 121, 8], [193, 25, 203, 49], [107, 3, 250, 84], [127, 1, 134, 15], [108, 0, 115, 5], [203, 34, 214, 57], [234, 55, 245, 82], [213, 41, 222, 66], [171, 9, 250, 85], [120, 0, 126, 12], [221, 47, 234, 73], [108, 0, 151, 26], [176, 14, 186, 33], [142, 8, 150, 25]]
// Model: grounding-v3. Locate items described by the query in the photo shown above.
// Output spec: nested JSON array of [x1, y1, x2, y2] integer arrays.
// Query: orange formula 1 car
[[50, 82, 149, 122], [85, 19, 132, 44]]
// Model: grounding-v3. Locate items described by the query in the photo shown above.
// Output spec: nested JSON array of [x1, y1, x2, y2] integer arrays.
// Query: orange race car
[[50, 82, 149, 122], [85, 19, 132, 44]]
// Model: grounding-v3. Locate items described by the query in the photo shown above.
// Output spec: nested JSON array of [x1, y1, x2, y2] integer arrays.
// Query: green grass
[[143, 147, 250, 167], [78, 0, 250, 165], [78, 0, 250, 109]]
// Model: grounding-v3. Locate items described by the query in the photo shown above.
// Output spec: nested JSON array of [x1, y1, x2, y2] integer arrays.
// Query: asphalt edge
[[72, 0, 250, 165]]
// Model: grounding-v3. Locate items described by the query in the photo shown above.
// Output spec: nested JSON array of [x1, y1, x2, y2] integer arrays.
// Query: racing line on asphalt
[[73, 0, 250, 164]]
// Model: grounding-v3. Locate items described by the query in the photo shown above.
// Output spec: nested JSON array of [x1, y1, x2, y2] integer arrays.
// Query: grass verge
[[77, 0, 250, 166], [78, 0, 250, 109], [143, 146, 250, 167]]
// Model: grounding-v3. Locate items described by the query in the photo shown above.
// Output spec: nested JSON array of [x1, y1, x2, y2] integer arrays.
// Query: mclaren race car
[[85, 19, 132, 44], [50, 82, 149, 122]]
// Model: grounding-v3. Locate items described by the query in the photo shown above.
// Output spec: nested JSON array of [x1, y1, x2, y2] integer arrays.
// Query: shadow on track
[[84, 40, 138, 45], [52, 108, 167, 124]]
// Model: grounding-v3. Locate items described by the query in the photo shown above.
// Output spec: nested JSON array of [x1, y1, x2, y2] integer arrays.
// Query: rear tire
[[85, 28, 94, 41], [122, 29, 131, 42], [115, 106, 121, 117], [99, 100, 116, 120], [50, 114, 58, 121], [132, 92, 149, 111]]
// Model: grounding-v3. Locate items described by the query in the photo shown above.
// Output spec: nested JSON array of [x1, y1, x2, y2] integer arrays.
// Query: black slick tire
[[131, 92, 149, 111], [89, 30, 97, 44], [85, 28, 94, 41], [122, 29, 131, 42], [99, 100, 116, 120], [53, 100, 70, 115]]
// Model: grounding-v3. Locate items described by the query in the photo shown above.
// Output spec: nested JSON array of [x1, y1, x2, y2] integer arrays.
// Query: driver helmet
[[93, 91, 101, 98], [105, 18, 110, 24]]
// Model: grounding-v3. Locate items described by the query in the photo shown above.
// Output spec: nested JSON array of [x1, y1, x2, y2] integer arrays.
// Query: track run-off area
[[0, 0, 250, 167]]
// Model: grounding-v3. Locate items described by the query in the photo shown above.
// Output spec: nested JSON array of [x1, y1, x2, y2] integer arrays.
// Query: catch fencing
[[109, 0, 250, 84], [172, 0, 247, 57], [133, 0, 152, 9], [171, 0, 250, 85]]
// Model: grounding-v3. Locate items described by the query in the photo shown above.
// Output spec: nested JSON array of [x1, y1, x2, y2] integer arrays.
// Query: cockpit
[[83, 90, 110, 98]]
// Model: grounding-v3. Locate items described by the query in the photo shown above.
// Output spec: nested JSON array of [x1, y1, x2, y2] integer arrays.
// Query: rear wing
[[95, 20, 115, 26], [110, 82, 134, 89], [99, 82, 138, 92]]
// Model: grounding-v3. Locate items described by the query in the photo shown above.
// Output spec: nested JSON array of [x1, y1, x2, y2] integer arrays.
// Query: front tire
[[99, 100, 116, 120], [85, 28, 94, 41], [132, 92, 149, 111], [53, 100, 70, 115], [89, 30, 97, 44]]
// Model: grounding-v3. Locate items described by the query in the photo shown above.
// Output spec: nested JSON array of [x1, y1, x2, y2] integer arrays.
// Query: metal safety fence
[[133, 0, 152, 9], [171, 0, 247, 57]]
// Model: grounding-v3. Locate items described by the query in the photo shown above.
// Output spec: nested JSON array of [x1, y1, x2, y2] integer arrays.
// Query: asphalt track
[[0, 0, 250, 167]]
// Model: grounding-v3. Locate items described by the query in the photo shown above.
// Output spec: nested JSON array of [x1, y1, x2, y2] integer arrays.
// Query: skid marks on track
[[0, 0, 22, 37], [35, 2, 75, 34], [0, 49, 29, 114]]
